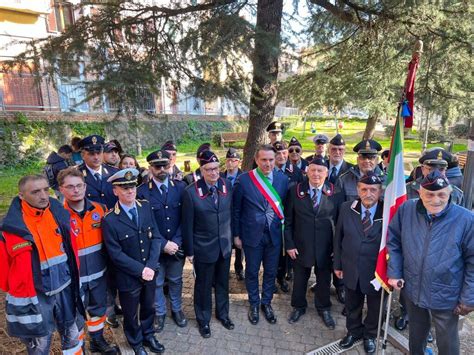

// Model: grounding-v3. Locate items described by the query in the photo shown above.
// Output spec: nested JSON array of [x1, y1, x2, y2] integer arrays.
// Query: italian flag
[[371, 116, 407, 292]]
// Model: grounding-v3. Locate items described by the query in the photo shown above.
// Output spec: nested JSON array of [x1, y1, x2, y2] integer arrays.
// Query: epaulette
[[113, 203, 120, 215], [82, 169, 87, 177], [136, 199, 144, 207], [452, 185, 463, 194]]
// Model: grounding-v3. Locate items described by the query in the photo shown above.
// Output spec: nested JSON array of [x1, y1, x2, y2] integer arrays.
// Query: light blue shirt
[[153, 177, 169, 193], [86, 164, 102, 178], [120, 202, 138, 222], [361, 203, 378, 223], [309, 183, 323, 205], [329, 161, 343, 175]]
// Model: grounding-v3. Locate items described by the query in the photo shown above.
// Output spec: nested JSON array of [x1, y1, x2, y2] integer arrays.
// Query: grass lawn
[[0, 119, 467, 216]]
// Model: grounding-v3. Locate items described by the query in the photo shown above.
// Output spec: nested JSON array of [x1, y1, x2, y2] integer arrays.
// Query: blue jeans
[[243, 231, 280, 307], [155, 255, 185, 315]]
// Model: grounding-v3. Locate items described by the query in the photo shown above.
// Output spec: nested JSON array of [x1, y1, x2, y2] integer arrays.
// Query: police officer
[[183, 143, 211, 185], [102, 168, 164, 355], [306, 134, 329, 161], [334, 172, 384, 354], [336, 139, 385, 201], [58, 167, 119, 354], [221, 148, 245, 281], [77, 135, 118, 209], [182, 150, 234, 338], [137, 150, 188, 332], [288, 137, 309, 173], [266, 121, 284, 144], [161, 140, 184, 181]]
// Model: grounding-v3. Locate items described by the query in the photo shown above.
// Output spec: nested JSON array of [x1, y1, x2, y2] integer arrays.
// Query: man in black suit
[[285, 156, 342, 329], [102, 168, 164, 355], [183, 143, 211, 185], [182, 150, 234, 338], [334, 172, 384, 354], [221, 148, 245, 281]]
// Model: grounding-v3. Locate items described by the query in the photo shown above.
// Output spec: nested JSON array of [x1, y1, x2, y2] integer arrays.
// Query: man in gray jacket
[[387, 170, 474, 355]]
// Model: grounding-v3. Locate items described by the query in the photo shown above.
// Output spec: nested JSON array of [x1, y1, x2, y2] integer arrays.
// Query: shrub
[[451, 124, 469, 139]]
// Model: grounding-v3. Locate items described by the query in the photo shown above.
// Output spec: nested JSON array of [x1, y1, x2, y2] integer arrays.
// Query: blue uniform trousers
[[155, 255, 185, 315]]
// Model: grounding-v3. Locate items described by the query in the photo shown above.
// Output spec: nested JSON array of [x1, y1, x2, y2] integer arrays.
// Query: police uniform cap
[[313, 134, 329, 145], [78, 135, 105, 152], [420, 170, 450, 191], [161, 140, 177, 151], [103, 141, 119, 153], [358, 171, 382, 185], [198, 150, 219, 166], [329, 134, 345, 146], [288, 137, 302, 148], [308, 156, 328, 167], [419, 148, 451, 168], [196, 143, 211, 158], [107, 168, 139, 186], [353, 139, 383, 154], [226, 147, 241, 159], [266, 121, 284, 133], [147, 149, 170, 166], [273, 141, 288, 151]]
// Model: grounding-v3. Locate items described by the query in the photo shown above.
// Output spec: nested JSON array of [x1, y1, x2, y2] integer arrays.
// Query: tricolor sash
[[248, 168, 284, 220]]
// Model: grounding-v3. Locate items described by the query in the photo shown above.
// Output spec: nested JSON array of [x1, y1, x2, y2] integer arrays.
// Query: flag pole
[[375, 289, 386, 354]]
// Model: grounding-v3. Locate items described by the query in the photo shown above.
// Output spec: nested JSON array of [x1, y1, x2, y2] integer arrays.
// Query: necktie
[[329, 166, 337, 184], [94, 172, 101, 182], [129, 207, 138, 226], [228, 176, 235, 186], [209, 186, 218, 206], [311, 188, 319, 210], [362, 209, 372, 236], [160, 184, 167, 199]]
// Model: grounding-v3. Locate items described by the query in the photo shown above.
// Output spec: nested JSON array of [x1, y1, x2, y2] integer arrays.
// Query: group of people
[[0, 121, 472, 355]]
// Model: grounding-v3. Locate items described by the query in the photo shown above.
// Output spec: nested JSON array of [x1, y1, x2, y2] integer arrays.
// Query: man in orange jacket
[[58, 167, 119, 354], [0, 174, 84, 354]]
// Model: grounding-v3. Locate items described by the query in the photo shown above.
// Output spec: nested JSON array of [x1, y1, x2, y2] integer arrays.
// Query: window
[[47, 0, 74, 32]]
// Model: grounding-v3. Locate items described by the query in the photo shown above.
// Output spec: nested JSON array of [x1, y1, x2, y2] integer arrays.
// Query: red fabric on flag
[[403, 55, 420, 128]]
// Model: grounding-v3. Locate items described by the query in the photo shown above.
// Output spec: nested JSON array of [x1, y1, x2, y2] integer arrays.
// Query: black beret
[[78, 135, 105, 152], [198, 150, 219, 166], [421, 170, 450, 191], [358, 171, 382, 185], [273, 141, 288, 151], [288, 137, 302, 148], [419, 148, 451, 167], [226, 147, 241, 159], [308, 156, 328, 167], [196, 143, 211, 158], [353, 139, 383, 154], [161, 140, 177, 151], [329, 134, 345, 146], [266, 121, 284, 133], [146, 149, 170, 166], [103, 141, 119, 153]]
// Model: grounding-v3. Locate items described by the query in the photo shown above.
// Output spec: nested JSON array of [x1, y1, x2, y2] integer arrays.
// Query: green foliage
[[451, 124, 469, 139], [70, 122, 106, 138], [418, 129, 447, 144]]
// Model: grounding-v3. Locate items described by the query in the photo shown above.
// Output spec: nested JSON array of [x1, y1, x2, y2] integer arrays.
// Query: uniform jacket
[[78, 163, 118, 209], [326, 160, 353, 184], [274, 162, 304, 187], [0, 197, 83, 338], [182, 178, 233, 263], [336, 165, 385, 201], [406, 178, 464, 205], [387, 199, 474, 310], [334, 199, 384, 294], [285, 181, 342, 269], [45, 152, 70, 190], [220, 169, 243, 186], [102, 200, 161, 292], [137, 179, 186, 251], [183, 168, 202, 185], [64, 199, 107, 286], [232, 169, 288, 248]]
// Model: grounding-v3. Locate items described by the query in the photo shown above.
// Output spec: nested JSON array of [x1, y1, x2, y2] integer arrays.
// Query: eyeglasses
[[288, 148, 301, 153], [63, 183, 86, 191], [202, 166, 220, 173]]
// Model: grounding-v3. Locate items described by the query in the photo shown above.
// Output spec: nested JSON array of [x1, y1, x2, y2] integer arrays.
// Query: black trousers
[[345, 283, 381, 339], [193, 254, 231, 325], [405, 298, 460, 355], [118, 281, 156, 348], [291, 262, 331, 311], [277, 253, 288, 282], [234, 248, 244, 273]]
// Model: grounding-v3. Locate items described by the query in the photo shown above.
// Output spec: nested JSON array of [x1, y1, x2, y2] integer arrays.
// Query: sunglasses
[[288, 148, 301, 153]]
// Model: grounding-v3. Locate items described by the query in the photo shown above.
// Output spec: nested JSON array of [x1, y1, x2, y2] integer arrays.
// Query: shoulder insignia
[[170, 180, 175, 187], [351, 199, 358, 209], [82, 169, 87, 177], [114, 203, 120, 215], [136, 199, 143, 207], [148, 181, 153, 189]]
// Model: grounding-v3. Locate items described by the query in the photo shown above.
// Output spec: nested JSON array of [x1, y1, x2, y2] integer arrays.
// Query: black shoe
[[261, 304, 277, 324], [339, 334, 362, 348], [363, 338, 376, 353], [143, 336, 165, 353], [248, 305, 259, 325], [218, 317, 235, 330], [395, 315, 408, 330], [89, 335, 120, 354], [133, 346, 148, 355], [427, 331, 433, 343], [288, 308, 305, 324], [310, 282, 317, 292], [336, 287, 346, 304], [319, 310, 335, 330], [198, 324, 211, 338], [106, 314, 120, 328], [278, 280, 290, 293], [114, 304, 123, 316], [172, 310, 187, 328], [155, 314, 165, 333], [236, 270, 245, 281]]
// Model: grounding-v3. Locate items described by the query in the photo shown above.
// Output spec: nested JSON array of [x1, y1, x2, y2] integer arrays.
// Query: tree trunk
[[362, 113, 379, 140], [242, 0, 284, 171]]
